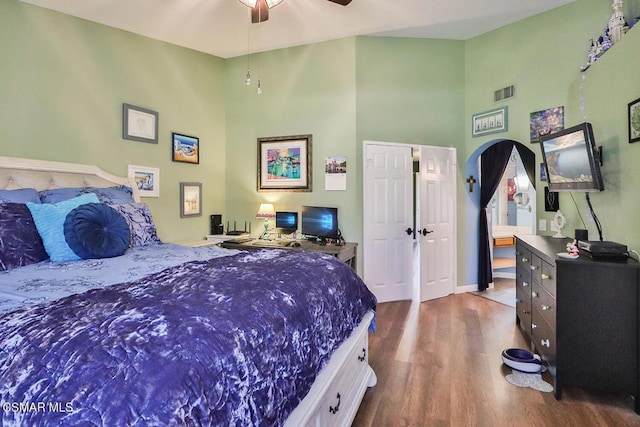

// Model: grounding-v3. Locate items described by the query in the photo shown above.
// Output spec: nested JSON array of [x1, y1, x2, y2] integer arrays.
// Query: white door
[[363, 142, 414, 303], [418, 146, 457, 301]]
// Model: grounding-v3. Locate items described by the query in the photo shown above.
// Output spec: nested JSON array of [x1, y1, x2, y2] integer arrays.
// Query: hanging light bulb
[[245, 68, 251, 86], [257, 80, 262, 95]]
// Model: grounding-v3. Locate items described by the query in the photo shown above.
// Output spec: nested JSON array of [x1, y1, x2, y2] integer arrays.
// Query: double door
[[363, 142, 456, 303]]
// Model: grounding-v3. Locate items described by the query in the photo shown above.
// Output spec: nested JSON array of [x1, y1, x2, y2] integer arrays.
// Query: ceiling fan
[[239, 0, 353, 24]]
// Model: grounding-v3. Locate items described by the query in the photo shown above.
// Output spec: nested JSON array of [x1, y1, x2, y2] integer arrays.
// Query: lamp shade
[[256, 203, 275, 219], [239, 0, 283, 8]]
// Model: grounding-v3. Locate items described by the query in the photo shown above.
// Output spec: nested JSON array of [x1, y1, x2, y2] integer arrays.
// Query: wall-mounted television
[[539, 122, 604, 192], [274, 211, 298, 234], [301, 206, 339, 241]]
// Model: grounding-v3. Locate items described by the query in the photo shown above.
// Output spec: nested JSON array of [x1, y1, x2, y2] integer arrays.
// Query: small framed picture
[[172, 133, 200, 164], [123, 104, 159, 144], [128, 165, 160, 197], [472, 107, 508, 138], [258, 134, 312, 192], [629, 97, 640, 143], [180, 182, 202, 217]]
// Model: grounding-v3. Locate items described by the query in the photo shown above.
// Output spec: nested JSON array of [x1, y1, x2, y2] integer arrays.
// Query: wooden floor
[[352, 293, 639, 427]]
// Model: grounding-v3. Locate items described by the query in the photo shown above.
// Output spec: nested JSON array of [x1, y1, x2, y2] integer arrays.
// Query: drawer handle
[[515, 298, 522, 304], [521, 257, 529, 263], [522, 281, 529, 287], [532, 323, 538, 329], [532, 291, 538, 298], [329, 392, 341, 415], [358, 347, 366, 362], [541, 305, 552, 311], [523, 310, 530, 314], [541, 339, 550, 348], [541, 274, 551, 280], [530, 265, 538, 270]]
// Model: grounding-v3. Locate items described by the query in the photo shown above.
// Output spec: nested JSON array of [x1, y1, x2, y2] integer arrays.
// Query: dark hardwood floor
[[352, 293, 640, 427]]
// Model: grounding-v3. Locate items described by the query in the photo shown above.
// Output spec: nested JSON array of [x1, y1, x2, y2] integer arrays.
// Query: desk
[[221, 239, 358, 270]]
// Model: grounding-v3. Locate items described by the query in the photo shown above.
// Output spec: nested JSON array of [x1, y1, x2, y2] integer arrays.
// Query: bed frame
[[0, 156, 376, 426], [0, 156, 140, 202]]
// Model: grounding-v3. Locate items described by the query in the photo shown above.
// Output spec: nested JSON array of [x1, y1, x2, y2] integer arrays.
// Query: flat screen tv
[[539, 122, 604, 192], [301, 206, 339, 240], [274, 211, 298, 234]]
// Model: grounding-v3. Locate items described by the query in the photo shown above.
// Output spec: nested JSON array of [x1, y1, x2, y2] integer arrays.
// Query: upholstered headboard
[[0, 156, 140, 202]]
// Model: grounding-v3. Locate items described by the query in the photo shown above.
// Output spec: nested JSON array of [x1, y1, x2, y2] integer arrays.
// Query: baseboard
[[456, 283, 478, 293], [493, 272, 516, 279]]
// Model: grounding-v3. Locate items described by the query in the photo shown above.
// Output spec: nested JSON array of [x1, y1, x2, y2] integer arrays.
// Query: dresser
[[515, 235, 640, 414]]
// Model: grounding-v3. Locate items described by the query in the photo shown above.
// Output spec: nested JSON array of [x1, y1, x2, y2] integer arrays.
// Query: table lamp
[[256, 203, 275, 239]]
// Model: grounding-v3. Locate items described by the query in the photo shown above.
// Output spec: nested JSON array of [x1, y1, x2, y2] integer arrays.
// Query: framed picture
[[128, 165, 160, 197], [123, 104, 159, 144], [540, 162, 547, 182], [172, 132, 200, 164], [530, 106, 564, 144], [472, 107, 508, 137], [258, 134, 312, 192], [629, 97, 640, 143], [180, 182, 202, 217]]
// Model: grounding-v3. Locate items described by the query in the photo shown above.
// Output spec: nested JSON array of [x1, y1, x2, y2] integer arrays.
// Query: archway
[[464, 139, 537, 290]]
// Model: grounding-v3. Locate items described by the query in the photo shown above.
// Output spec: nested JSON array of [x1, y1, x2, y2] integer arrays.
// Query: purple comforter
[[0, 249, 376, 426]]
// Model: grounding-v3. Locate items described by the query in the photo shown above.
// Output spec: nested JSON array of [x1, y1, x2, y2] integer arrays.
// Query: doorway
[[363, 141, 457, 304]]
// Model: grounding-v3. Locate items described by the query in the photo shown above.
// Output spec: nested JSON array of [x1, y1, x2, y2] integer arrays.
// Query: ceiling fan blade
[[251, 0, 269, 23], [327, 0, 352, 5]]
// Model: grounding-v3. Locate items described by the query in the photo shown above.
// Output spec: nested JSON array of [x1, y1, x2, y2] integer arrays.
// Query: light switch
[[539, 219, 547, 231]]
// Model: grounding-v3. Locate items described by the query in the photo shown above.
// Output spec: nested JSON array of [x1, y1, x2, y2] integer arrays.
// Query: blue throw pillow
[[64, 203, 130, 259], [26, 193, 100, 262], [109, 203, 162, 247], [0, 203, 48, 270], [0, 188, 41, 204], [38, 186, 134, 204]]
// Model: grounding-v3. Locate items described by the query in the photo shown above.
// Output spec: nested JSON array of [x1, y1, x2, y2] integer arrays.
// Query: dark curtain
[[478, 141, 536, 291]]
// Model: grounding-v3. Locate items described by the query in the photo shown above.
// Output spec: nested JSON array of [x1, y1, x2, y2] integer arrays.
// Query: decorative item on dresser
[[515, 235, 640, 414]]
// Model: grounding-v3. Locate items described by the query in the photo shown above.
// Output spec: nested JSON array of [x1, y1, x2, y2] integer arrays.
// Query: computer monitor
[[301, 206, 339, 240], [275, 211, 298, 235]]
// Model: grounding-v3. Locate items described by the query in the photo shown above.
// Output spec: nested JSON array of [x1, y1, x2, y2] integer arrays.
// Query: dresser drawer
[[540, 261, 556, 295], [532, 282, 556, 327], [515, 288, 532, 338], [532, 312, 556, 375], [515, 245, 532, 272], [316, 334, 371, 426], [530, 254, 542, 284]]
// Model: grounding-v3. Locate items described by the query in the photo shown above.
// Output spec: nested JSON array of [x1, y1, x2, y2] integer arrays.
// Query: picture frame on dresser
[[257, 134, 312, 192], [122, 103, 159, 144], [180, 182, 202, 218]]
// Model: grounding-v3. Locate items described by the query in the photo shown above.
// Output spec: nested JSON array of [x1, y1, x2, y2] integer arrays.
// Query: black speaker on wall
[[210, 214, 223, 235]]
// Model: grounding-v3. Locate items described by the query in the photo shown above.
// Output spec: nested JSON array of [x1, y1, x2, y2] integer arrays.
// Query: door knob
[[421, 228, 433, 236], [405, 227, 414, 236]]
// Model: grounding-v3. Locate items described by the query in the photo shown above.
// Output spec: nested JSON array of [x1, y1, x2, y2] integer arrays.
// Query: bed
[[0, 156, 377, 426]]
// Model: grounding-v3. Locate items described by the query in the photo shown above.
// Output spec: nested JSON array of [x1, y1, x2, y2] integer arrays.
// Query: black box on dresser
[[515, 235, 640, 414]]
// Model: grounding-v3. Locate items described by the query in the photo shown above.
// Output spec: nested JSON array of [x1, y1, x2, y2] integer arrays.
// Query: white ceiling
[[20, 0, 576, 59]]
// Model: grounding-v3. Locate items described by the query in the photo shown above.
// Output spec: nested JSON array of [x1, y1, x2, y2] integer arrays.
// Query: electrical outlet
[[538, 219, 547, 231]]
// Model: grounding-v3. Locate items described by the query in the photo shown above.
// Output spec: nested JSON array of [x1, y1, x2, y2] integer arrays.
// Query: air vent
[[494, 85, 515, 102]]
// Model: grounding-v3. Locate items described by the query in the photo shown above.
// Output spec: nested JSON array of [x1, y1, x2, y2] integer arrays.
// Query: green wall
[[4, 0, 640, 286], [0, 0, 226, 242], [465, 0, 640, 269], [224, 38, 358, 242]]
